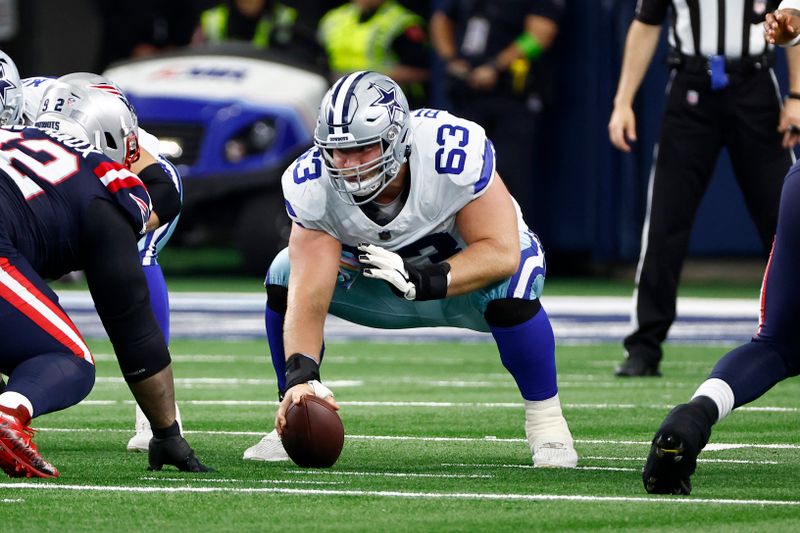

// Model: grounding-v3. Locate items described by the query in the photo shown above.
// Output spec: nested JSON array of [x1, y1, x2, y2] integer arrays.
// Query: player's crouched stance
[[243, 71, 578, 468], [0, 75, 209, 477]]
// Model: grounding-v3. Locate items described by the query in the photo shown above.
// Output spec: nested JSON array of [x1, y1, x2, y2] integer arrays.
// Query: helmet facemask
[[314, 71, 412, 206]]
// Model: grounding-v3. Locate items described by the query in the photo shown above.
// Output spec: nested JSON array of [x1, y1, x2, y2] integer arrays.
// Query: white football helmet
[[34, 73, 140, 167], [314, 71, 412, 205], [0, 50, 23, 126]]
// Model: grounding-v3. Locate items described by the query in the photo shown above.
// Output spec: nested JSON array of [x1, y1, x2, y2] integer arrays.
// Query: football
[[280, 395, 344, 468]]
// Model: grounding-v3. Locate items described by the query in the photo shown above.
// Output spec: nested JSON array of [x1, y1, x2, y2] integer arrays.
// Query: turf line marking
[[140, 477, 345, 485], [75, 398, 800, 414], [93, 377, 362, 387], [440, 463, 637, 472], [1, 483, 798, 506], [581, 456, 780, 465], [286, 470, 493, 479], [36, 427, 800, 450], [2, 498, 23, 503]]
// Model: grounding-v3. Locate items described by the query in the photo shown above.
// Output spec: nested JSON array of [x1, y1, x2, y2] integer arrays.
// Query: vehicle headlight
[[158, 138, 184, 159], [224, 119, 277, 163]]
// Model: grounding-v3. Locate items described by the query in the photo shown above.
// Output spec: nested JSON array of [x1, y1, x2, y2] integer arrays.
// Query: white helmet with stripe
[[0, 50, 23, 126], [34, 72, 140, 168], [314, 71, 412, 205]]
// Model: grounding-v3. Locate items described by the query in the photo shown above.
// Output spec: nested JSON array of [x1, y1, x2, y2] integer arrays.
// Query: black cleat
[[615, 355, 661, 377], [642, 400, 716, 495], [148, 435, 214, 473], [643, 432, 694, 495]]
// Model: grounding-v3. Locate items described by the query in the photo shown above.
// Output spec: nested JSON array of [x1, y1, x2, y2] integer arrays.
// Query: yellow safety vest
[[200, 3, 297, 49], [318, 1, 422, 73]]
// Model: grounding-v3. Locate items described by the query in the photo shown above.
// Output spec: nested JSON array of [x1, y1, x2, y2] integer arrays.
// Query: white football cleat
[[524, 394, 578, 468], [127, 402, 182, 452], [243, 429, 290, 461]]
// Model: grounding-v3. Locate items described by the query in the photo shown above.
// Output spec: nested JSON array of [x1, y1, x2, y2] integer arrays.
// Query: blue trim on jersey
[[475, 139, 494, 195], [138, 155, 183, 265], [505, 232, 545, 300], [285, 199, 297, 218]]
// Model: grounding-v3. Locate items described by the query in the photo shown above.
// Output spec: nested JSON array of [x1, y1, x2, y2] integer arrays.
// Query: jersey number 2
[[0, 130, 79, 200]]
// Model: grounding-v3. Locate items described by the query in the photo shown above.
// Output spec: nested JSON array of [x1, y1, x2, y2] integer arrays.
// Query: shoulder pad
[[410, 110, 495, 195], [281, 147, 329, 223]]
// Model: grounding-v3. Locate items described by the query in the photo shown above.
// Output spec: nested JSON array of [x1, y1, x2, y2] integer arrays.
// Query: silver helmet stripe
[[329, 71, 369, 135]]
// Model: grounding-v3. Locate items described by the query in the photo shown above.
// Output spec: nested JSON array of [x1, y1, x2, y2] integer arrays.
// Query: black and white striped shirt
[[635, 0, 779, 58]]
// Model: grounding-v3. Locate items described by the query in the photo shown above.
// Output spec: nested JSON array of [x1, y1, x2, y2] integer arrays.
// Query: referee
[[608, 0, 800, 377]]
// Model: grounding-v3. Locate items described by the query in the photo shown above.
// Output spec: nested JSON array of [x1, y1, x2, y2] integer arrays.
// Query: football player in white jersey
[[0, 52, 184, 452], [243, 71, 578, 468]]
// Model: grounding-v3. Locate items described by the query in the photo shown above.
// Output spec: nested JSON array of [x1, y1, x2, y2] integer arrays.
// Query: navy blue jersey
[[0, 126, 152, 279]]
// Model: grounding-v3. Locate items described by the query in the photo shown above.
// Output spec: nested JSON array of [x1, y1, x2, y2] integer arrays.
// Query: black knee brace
[[484, 298, 542, 328], [266, 284, 288, 314]]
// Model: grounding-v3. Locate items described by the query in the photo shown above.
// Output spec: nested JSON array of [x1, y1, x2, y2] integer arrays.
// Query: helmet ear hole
[[104, 132, 118, 149]]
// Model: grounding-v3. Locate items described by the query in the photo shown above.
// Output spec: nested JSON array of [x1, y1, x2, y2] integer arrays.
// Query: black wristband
[[406, 261, 451, 301], [788, 92, 800, 100], [284, 353, 320, 391]]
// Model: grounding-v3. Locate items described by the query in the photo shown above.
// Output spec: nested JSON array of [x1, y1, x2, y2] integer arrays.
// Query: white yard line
[[74, 398, 800, 414], [35, 426, 800, 451], [0, 483, 797, 506], [286, 470, 493, 479]]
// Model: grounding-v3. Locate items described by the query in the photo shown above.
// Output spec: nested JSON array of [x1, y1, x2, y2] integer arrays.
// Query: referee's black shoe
[[614, 354, 661, 377]]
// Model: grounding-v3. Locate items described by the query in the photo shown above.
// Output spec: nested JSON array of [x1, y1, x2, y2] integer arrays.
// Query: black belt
[[667, 53, 775, 75]]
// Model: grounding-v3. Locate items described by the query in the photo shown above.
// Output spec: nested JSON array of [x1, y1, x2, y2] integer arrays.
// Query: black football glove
[[148, 435, 214, 473], [358, 243, 451, 301]]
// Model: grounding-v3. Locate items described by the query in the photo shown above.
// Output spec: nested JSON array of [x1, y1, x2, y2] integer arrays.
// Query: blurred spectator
[[193, 0, 324, 65], [94, 0, 198, 70], [430, 0, 563, 222], [317, 0, 429, 107]]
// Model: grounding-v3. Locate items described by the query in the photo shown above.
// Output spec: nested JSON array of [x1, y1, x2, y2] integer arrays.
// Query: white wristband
[[782, 33, 800, 48], [308, 379, 334, 399]]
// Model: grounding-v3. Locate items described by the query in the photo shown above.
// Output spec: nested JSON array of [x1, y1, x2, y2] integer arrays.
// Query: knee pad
[[484, 298, 542, 328], [266, 284, 288, 314]]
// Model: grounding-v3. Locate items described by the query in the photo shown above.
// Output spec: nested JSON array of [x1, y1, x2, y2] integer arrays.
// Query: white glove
[[358, 243, 417, 300]]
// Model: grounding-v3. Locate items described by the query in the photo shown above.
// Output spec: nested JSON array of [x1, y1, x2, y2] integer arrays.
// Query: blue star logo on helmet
[[0, 60, 15, 108], [370, 84, 405, 124]]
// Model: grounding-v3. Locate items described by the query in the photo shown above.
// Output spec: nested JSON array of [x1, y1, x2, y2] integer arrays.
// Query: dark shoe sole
[[643, 433, 693, 495]]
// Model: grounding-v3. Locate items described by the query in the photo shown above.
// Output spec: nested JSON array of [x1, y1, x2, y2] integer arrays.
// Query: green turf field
[[2, 338, 799, 531]]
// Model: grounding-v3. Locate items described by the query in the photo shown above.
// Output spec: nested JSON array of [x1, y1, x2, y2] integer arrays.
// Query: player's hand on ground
[[765, 9, 800, 45], [608, 105, 637, 152], [779, 98, 800, 148], [148, 435, 214, 472], [275, 382, 339, 436]]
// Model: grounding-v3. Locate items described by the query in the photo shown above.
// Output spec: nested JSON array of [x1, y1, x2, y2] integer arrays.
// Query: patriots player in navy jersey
[[0, 53, 187, 452], [0, 80, 209, 477], [643, 3, 800, 494], [244, 71, 578, 468]]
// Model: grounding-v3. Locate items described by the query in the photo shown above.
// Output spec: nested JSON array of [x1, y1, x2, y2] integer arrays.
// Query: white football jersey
[[282, 108, 529, 266], [21, 76, 56, 125]]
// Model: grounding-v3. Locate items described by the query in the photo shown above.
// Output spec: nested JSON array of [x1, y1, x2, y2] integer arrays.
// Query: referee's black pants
[[624, 68, 792, 365]]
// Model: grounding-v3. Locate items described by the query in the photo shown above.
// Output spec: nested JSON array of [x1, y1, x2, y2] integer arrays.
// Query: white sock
[[0, 391, 34, 418], [692, 378, 734, 421], [524, 393, 573, 443]]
